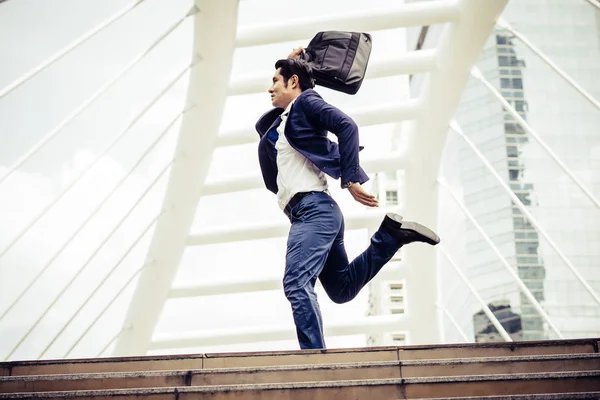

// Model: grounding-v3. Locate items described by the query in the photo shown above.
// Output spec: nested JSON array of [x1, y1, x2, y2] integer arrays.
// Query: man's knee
[[283, 284, 297, 301], [322, 286, 349, 304], [283, 280, 308, 302]]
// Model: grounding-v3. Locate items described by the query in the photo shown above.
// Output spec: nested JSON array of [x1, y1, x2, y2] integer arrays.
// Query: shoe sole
[[400, 221, 441, 245], [386, 213, 403, 223]]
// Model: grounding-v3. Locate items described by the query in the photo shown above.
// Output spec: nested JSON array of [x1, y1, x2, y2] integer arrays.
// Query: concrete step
[[418, 393, 600, 399], [401, 370, 600, 399], [0, 347, 392, 376], [0, 371, 599, 400], [2, 338, 597, 376], [401, 353, 600, 378], [397, 339, 599, 361], [1, 353, 598, 393]]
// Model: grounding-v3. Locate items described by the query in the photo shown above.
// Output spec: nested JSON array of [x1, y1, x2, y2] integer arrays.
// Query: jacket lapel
[[255, 107, 284, 137]]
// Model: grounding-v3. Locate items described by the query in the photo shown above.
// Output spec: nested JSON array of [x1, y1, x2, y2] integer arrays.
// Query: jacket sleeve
[[300, 93, 365, 187]]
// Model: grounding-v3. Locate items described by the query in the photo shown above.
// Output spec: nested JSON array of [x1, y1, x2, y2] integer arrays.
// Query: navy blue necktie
[[267, 115, 283, 145], [268, 114, 289, 159]]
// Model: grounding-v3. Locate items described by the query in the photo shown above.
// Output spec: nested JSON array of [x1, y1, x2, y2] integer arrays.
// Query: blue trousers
[[283, 191, 403, 349]]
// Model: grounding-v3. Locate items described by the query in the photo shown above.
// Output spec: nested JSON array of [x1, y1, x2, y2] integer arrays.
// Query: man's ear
[[291, 74, 299, 89]]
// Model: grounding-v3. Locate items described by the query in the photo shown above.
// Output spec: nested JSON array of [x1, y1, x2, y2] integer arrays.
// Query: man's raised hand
[[347, 183, 379, 208], [287, 47, 304, 59]]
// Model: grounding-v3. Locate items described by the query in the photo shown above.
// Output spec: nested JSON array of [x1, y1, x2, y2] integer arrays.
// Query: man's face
[[268, 68, 297, 108]]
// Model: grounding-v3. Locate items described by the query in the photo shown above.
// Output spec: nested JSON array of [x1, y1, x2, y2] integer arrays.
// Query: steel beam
[[112, 0, 239, 356], [236, 1, 460, 47], [201, 151, 405, 196], [402, 0, 509, 345], [169, 262, 405, 298], [150, 314, 407, 349], [215, 99, 423, 147], [227, 50, 437, 96], [187, 208, 397, 246]]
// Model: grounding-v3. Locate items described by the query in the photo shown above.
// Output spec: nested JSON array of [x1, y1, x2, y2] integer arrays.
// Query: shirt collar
[[282, 99, 295, 118]]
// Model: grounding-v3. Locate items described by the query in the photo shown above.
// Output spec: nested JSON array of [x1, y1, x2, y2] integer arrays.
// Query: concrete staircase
[[0, 338, 599, 399]]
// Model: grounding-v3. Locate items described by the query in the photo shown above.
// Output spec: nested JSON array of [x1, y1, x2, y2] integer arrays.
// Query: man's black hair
[[274, 59, 316, 91]]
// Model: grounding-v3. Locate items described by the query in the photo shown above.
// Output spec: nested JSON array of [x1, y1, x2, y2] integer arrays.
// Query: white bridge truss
[[1, 0, 599, 360]]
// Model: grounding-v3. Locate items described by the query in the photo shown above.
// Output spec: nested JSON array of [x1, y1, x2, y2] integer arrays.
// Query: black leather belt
[[284, 192, 312, 217]]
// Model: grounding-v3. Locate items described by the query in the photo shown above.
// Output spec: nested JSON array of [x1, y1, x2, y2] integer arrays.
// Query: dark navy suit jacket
[[255, 89, 369, 195]]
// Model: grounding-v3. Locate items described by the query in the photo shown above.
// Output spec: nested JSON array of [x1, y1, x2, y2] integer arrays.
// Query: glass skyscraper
[[429, 0, 600, 342]]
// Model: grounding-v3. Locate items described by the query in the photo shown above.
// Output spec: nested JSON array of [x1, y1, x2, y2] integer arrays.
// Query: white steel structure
[[0, 0, 599, 360]]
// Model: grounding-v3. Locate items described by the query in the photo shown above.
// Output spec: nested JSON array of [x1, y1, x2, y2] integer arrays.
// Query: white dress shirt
[[276, 100, 328, 210]]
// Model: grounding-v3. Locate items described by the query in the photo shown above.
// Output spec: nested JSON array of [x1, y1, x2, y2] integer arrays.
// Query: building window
[[515, 231, 539, 240], [512, 89, 524, 98], [386, 190, 398, 205], [510, 56, 524, 67], [505, 123, 525, 134], [515, 192, 532, 206], [389, 282, 404, 293], [390, 295, 404, 303], [512, 78, 523, 89], [498, 56, 510, 66], [513, 216, 533, 229], [501, 78, 511, 88], [517, 256, 540, 264], [391, 333, 407, 345], [516, 242, 539, 255]]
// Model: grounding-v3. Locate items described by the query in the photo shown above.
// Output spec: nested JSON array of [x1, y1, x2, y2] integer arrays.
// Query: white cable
[[0, 51, 194, 263], [496, 18, 600, 112], [96, 328, 126, 358], [0, 114, 176, 356], [450, 120, 600, 307], [584, 0, 600, 10], [436, 302, 470, 342], [437, 177, 563, 339], [470, 67, 600, 210], [0, 0, 144, 100], [65, 264, 149, 358], [0, 10, 193, 187], [3, 161, 170, 360], [438, 247, 513, 342], [38, 165, 173, 359], [0, 70, 190, 320]]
